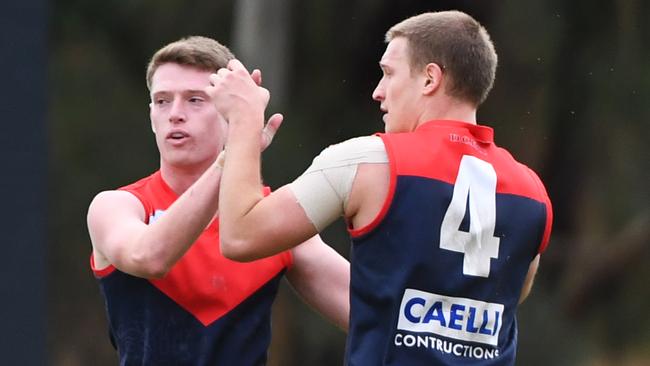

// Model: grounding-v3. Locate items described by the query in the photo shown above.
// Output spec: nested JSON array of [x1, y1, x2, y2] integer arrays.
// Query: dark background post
[[0, 0, 48, 364]]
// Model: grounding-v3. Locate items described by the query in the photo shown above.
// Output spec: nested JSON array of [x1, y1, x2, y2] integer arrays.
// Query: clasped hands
[[206, 59, 282, 152]]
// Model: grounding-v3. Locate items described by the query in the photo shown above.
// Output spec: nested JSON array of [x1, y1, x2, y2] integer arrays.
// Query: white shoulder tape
[[288, 136, 388, 231]]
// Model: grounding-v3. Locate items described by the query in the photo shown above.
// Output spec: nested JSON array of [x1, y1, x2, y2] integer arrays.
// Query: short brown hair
[[145, 36, 234, 90], [386, 11, 497, 106]]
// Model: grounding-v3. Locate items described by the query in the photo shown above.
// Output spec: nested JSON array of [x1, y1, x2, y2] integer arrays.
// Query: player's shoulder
[[89, 189, 143, 213], [495, 147, 550, 200], [118, 171, 158, 192], [309, 135, 387, 171], [521, 163, 550, 199], [501, 149, 545, 185], [322, 135, 384, 155]]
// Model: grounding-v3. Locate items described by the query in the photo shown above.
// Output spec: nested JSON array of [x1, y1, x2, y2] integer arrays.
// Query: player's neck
[[418, 96, 477, 126], [159, 162, 208, 195]]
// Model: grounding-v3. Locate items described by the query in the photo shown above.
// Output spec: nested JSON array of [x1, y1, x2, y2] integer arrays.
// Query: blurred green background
[[49, 0, 650, 365]]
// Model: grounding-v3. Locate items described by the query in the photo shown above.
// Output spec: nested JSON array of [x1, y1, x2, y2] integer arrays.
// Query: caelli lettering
[[398, 288, 504, 346]]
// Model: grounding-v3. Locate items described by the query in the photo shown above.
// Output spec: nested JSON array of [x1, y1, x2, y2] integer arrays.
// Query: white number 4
[[440, 155, 500, 278]]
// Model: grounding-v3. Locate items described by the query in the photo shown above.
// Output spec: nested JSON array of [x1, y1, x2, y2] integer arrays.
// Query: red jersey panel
[[92, 171, 292, 326]]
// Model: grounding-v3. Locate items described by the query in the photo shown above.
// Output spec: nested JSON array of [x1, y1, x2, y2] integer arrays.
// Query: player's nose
[[169, 98, 186, 123]]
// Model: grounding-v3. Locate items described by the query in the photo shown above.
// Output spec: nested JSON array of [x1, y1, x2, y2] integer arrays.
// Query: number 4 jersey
[[346, 120, 553, 365]]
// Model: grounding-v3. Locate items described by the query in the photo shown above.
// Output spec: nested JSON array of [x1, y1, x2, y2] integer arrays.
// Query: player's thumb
[[265, 113, 284, 139]]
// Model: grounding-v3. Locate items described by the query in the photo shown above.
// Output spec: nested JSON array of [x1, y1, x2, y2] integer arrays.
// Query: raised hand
[[208, 61, 284, 167], [248, 68, 283, 150], [206, 59, 269, 127]]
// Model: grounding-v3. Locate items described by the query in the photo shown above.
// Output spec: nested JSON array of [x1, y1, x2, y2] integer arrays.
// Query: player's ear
[[423, 63, 443, 95]]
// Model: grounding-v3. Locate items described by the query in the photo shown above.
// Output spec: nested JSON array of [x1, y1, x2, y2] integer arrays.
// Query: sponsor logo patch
[[397, 288, 504, 346]]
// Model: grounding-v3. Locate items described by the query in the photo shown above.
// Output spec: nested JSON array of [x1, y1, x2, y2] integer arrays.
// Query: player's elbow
[[219, 233, 260, 262], [220, 240, 259, 262], [143, 265, 171, 279], [129, 252, 172, 279]]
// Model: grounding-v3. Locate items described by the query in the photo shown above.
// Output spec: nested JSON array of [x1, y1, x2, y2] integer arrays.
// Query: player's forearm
[[298, 272, 350, 331], [287, 239, 351, 331], [219, 121, 266, 259], [131, 160, 224, 277]]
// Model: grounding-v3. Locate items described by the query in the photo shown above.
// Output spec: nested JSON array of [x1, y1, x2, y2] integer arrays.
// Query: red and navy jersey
[[91, 171, 292, 366], [345, 120, 552, 365]]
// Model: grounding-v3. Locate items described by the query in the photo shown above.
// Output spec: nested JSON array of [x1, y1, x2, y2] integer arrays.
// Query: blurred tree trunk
[[232, 0, 291, 110], [231, 4, 293, 366]]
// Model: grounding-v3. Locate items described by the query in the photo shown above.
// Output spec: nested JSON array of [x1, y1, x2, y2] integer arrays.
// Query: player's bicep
[[287, 136, 387, 231], [257, 185, 319, 246], [223, 185, 320, 261], [87, 190, 147, 267], [288, 169, 348, 231]]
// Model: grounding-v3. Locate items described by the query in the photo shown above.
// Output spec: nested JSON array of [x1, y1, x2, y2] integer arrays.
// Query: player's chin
[[162, 152, 196, 166], [382, 117, 391, 132], [385, 121, 400, 134]]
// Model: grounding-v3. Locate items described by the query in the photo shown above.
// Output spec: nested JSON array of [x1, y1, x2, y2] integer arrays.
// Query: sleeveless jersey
[[345, 120, 552, 365], [91, 171, 292, 366]]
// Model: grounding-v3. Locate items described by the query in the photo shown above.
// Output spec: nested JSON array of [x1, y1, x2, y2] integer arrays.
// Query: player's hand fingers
[[227, 59, 249, 74], [261, 113, 284, 151], [251, 69, 262, 86], [208, 73, 220, 86]]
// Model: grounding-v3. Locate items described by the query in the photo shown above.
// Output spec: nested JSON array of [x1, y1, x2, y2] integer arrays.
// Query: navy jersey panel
[[345, 120, 552, 365], [98, 270, 284, 366], [347, 177, 545, 365], [91, 171, 293, 365]]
